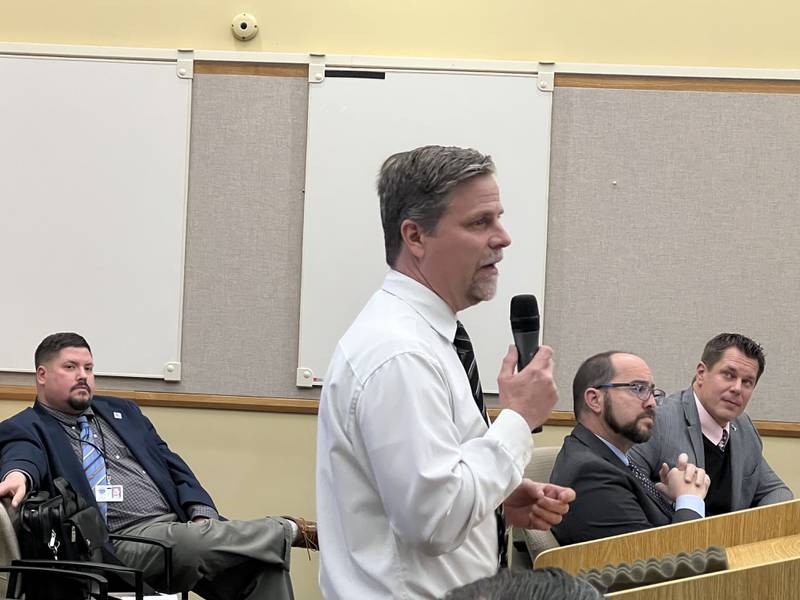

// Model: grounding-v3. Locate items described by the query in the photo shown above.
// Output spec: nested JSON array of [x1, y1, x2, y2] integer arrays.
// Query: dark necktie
[[454, 321, 508, 568], [77, 415, 108, 519], [718, 429, 729, 451], [627, 460, 674, 517]]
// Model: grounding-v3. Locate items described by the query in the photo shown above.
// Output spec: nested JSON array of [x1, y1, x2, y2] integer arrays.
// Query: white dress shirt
[[316, 270, 534, 600]]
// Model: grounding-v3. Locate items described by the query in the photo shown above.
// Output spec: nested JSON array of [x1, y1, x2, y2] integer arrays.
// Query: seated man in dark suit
[[0, 332, 317, 600], [550, 351, 710, 545], [630, 333, 793, 516]]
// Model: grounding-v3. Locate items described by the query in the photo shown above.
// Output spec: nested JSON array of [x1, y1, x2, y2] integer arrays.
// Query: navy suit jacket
[[0, 395, 215, 522]]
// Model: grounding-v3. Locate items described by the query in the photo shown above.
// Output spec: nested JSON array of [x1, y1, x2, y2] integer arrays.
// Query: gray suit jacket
[[629, 387, 793, 511]]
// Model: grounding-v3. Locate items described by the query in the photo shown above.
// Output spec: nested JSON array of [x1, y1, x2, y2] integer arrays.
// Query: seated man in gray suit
[[550, 351, 710, 545], [630, 333, 793, 515]]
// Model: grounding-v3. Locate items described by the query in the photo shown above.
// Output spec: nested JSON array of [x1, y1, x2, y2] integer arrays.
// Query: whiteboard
[[0, 54, 191, 379], [298, 69, 552, 392]]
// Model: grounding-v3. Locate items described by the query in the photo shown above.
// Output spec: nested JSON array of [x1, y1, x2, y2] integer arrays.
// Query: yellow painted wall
[[1, 0, 800, 69]]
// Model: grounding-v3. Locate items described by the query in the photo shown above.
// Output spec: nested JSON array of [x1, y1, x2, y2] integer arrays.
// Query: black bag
[[18, 476, 108, 562]]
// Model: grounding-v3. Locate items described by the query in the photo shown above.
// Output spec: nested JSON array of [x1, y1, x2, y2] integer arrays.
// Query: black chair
[[0, 499, 189, 600], [1, 564, 110, 599]]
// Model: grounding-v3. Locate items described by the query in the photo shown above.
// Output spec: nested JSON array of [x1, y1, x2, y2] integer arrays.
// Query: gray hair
[[442, 567, 604, 600], [377, 145, 495, 266]]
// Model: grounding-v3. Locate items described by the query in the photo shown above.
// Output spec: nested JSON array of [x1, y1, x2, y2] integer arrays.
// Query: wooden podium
[[534, 499, 800, 598]]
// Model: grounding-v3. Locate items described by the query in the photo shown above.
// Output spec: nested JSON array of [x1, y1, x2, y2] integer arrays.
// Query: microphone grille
[[510, 294, 539, 319]]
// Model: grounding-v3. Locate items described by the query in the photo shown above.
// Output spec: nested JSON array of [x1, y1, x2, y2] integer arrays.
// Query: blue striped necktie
[[454, 321, 508, 568], [77, 415, 108, 519]]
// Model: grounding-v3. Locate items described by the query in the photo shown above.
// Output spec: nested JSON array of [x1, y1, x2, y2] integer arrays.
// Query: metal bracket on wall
[[163, 362, 182, 382], [537, 61, 555, 92], [296, 367, 319, 387], [176, 49, 194, 80], [309, 53, 326, 83]]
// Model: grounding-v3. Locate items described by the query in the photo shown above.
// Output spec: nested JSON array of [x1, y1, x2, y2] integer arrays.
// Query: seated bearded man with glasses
[[549, 351, 710, 545]]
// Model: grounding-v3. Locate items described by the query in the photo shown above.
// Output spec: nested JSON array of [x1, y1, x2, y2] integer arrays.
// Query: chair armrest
[[12, 558, 143, 599], [108, 533, 174, 592], [0, 564, 109, 599]]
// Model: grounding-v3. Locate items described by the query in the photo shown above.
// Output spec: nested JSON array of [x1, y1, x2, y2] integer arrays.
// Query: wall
[[2, 3, 799, 598], [0, 0, 799, 69]]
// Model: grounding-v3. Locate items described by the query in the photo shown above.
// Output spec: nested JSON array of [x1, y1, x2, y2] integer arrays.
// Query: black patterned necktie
[[627, 460, 674, 516], [453, 321, 508, 568], [718, 429, 729, 451], [453, 321, 487, 423]]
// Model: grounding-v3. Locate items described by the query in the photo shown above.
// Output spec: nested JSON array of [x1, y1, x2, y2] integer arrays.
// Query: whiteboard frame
[[297, 68, 553, 392], [0, 52, 192, 380]]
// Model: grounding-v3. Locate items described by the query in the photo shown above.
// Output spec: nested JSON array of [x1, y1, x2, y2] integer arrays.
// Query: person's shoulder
[[340, 293, 447, 369], [554, 430, 599, 468], [732, 411, 759, 438], [92, 395, 145, 419], [92, 394, 138, 408], [0, 406, 44, 441], [656, 388, 692, 418], [553, 434, 615, 488], [2, 406, 39, 426]]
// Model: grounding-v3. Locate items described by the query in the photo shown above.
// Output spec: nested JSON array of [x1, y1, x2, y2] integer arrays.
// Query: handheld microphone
[[510, 294, 540, 372], [510, 294, 542, 433]]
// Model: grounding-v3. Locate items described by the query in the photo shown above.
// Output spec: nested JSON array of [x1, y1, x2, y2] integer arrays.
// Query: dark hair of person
[[572, 351, 625, 418], [34, 332, 92, 368], [441, 567, 604, 600], [701, 332, 765, 381], [377, 145, 495, 267]]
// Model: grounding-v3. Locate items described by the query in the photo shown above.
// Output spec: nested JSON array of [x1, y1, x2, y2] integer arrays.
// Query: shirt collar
[[693, 390, 730, 446], [37, 400, 95, 427], [593, 433, 630, 466], [382, 269, 458, 342]]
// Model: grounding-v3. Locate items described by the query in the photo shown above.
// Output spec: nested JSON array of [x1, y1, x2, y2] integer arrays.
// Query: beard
[[467, 269, 499, 305], [67, 395, 92, 412], [67, 384, 93, 412], [604, 394, 654, 444]]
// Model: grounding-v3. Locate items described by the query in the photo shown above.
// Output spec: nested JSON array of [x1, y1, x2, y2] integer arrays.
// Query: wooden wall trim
[[0, 385, 318, 414], [194, 61, 307, 77], [0, 385, 797, 437], [555, 73, 800, 94]]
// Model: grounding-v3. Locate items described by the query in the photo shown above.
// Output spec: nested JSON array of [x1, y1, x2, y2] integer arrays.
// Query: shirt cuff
[[186, 504, 220, 521], [675, 494, 705, 517], [3, 469, 32, 492], [485, 409, 534, 474]]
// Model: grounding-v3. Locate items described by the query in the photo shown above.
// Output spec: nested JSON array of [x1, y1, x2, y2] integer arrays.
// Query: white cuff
[[485, 409, 534, 474]]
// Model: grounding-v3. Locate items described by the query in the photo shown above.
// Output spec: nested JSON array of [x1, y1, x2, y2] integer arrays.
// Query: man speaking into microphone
[[316, 145, 575, 600]]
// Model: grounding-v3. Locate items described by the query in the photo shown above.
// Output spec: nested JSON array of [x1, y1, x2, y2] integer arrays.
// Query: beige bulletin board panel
[[543, 77, 800, 422], [0, 63, 317, 401]]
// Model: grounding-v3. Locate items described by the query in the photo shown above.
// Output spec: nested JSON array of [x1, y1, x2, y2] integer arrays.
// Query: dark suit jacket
[[0, 396, 215, 522], [550, 423, 700, 546], [629, 387, 793, 511]]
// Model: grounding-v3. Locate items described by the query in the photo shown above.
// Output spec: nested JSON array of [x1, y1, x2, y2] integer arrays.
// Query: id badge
[[95, 484, 124, 502]]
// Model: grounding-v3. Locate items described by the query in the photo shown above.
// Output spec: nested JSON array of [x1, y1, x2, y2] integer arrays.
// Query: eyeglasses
[[596, 381, 666, 405]]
